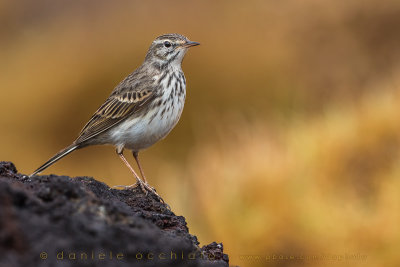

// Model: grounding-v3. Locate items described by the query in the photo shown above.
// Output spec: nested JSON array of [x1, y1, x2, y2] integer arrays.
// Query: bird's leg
[[113, 147, 147, 193], [132, 151, 148, 184], [114, 148, 164, 203], [131, 151, 167, 204]]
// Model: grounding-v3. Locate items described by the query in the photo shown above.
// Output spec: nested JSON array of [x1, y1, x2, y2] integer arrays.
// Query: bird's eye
[[164, 41, 171, 48]]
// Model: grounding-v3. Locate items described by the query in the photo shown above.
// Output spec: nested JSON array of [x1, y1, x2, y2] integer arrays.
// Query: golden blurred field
[[1, 1, 400, 266]]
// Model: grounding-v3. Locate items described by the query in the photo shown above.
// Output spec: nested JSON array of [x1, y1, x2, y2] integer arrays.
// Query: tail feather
[[30, 144, 79, 177]]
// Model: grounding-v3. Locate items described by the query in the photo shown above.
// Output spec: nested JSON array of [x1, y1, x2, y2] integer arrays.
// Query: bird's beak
[[182, 41, 200, 48]]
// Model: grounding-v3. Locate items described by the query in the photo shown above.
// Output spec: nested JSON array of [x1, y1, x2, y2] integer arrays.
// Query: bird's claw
[[113, 182, 166, 205]]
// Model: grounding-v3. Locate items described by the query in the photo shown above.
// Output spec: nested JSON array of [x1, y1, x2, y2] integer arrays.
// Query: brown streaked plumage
[[30, 33, 199, 200]]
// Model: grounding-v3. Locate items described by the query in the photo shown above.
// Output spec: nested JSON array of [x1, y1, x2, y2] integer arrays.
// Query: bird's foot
[[113, 181, 167, 207], [113, 180, 148, 193]]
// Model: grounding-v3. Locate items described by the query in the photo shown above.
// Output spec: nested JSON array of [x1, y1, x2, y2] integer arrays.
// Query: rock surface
[[0, 161, 229, 267]]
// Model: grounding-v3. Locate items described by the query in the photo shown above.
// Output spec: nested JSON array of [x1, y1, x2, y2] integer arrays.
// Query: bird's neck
[[146, 58, 182, 74]]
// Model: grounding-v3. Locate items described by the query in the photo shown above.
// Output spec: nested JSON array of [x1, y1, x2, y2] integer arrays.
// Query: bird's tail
[[30, 143, 80, 177]]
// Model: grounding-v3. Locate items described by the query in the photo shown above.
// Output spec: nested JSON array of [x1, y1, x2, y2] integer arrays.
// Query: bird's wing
[[75, 87, 155, 144]]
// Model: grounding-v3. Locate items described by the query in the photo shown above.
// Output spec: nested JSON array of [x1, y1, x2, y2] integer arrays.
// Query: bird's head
[[145, 33, 199, 69]]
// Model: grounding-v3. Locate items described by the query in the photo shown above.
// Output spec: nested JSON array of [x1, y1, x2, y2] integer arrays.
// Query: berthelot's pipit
[[30, 33, 199, 198]]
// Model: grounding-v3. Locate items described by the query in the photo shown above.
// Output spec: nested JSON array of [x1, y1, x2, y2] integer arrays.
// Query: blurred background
[[1, 0, 400, 266]]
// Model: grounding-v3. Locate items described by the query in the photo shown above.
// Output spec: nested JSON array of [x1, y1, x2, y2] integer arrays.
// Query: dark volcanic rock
[[0, 161, 229, 267]]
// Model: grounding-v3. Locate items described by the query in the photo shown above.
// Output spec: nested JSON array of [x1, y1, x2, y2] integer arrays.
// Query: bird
[[30, 33, 199, 199]]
